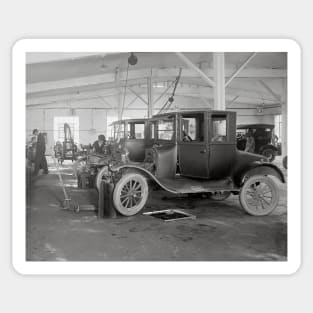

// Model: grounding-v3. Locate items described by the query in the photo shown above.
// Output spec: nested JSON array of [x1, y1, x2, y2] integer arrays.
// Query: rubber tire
[[113, 173, 149, 216], [209, 191, 231, 201], [262, 149, 275, 162], [95, 166, 109, 191], [239, 175, 279, 216]]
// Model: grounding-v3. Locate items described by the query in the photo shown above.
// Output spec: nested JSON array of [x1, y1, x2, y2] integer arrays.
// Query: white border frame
[[12, 39, 301, 275]]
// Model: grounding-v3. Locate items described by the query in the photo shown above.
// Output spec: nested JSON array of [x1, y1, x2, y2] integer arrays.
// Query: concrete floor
[[26, 158, 287, 261]]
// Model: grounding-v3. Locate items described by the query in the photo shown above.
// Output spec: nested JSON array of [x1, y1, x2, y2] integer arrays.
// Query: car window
[[181, 114, 204, 142], [157, 117, 174, 141], [211, 115, 227, 142], [127, 122, 145, 139]]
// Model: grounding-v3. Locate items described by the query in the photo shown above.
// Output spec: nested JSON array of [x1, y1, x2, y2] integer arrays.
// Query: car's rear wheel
[[209, 191, 231, 201], [113, 172, 149, 216], [262, 148, 276, 162], [240, 175, 279, 216], [95, 166, 109, 191]]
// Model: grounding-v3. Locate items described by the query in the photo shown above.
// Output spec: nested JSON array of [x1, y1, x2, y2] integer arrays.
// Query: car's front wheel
[[113, 172, 149, 216], [239, 175, 279, 216]]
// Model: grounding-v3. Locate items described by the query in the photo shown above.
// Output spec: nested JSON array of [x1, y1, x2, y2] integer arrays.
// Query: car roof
[[110, 118, 147, 126], [150, 110, 234, 121], [237, 124, 274, 129]]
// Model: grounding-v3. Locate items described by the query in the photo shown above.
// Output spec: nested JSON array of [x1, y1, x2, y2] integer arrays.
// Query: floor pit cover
[[143, 209, 196, 222]]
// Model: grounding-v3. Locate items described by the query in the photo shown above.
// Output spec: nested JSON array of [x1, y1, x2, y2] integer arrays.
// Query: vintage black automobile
[[236, 124, 280, 161], [105, 110, 285, 217], [74, 118, 150, 190]]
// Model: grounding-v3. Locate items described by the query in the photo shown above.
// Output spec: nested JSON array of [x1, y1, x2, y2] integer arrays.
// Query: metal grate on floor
[[143, 209, 196, 222]]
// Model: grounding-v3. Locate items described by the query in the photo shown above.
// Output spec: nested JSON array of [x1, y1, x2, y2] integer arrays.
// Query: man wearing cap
[[92, 135, 109, 154]]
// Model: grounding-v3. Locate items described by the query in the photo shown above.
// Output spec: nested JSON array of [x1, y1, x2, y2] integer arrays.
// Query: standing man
[[34, 132, 49, 175], [244, 130, 255, 153]]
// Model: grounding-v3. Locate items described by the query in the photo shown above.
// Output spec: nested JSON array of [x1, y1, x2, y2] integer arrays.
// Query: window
[[127, 122, 145, 139], [181, 114, 204, 142], [157, 117, 174, 140], [54, 116, 79, 143], [211, 115, 227, 142], [114, 122, 125, 141]]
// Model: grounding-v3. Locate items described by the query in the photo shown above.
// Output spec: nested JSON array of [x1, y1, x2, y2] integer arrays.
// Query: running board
[[157, 176, 239, 194]]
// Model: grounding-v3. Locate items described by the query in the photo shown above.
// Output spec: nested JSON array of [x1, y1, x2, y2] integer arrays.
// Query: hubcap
[[120, 179, 142, 209]]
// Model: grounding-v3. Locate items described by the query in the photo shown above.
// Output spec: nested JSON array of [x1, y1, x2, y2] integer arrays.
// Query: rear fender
[[235, 163, 285, 186]]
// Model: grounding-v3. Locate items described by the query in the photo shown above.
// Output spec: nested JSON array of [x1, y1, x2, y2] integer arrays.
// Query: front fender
[[110, 164, 180, 194], [234, 162, 285, 186], [259, 144, 278, 154]]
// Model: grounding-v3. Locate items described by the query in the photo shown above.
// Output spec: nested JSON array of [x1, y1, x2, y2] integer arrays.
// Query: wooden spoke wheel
[[209, 191, 231, 201], [113, 173, 149, 216], [95, 166, 109, 191], [240, 175, 279, 216]]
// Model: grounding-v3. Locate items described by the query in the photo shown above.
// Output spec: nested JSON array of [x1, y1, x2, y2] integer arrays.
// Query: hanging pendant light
[[128, 52, 138, 65]]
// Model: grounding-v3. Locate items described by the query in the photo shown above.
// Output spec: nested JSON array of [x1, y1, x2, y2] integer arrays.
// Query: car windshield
[[157, 116, 175, 141]]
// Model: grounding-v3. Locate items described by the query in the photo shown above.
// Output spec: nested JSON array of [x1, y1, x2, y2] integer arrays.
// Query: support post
[[115, 67, 122, 120], [147, 77, 153, 117], [213, 52, 226, 110]]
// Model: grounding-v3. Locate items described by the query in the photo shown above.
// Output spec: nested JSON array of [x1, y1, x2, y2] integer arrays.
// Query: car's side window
[[211, 115, 227, 142], [181, 114, 204, 142]]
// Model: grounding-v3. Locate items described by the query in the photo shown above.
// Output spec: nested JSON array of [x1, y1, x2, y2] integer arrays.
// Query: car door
[[178, 112, 209, 178], [208, 112, 237, 179]]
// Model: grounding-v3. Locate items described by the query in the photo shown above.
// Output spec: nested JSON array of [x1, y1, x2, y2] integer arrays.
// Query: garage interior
[[26, 52, 287, 261]]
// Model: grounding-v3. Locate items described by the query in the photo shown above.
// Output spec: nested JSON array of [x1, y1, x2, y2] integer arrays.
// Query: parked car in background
[[104, 110, 285, 217], [74, 118, 151, 190], [236, 124, 281, 161]]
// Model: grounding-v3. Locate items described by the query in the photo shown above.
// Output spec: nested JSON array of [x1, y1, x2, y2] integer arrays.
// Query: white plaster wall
[[26, 108, 107, 154]]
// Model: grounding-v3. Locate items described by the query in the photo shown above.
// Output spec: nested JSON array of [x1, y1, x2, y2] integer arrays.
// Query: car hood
[[235, 149, 268, 163]]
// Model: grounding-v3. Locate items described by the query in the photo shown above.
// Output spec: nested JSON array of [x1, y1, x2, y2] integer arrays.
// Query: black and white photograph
[[2, 1, 312, 312], [12, 39, 300, 275]]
